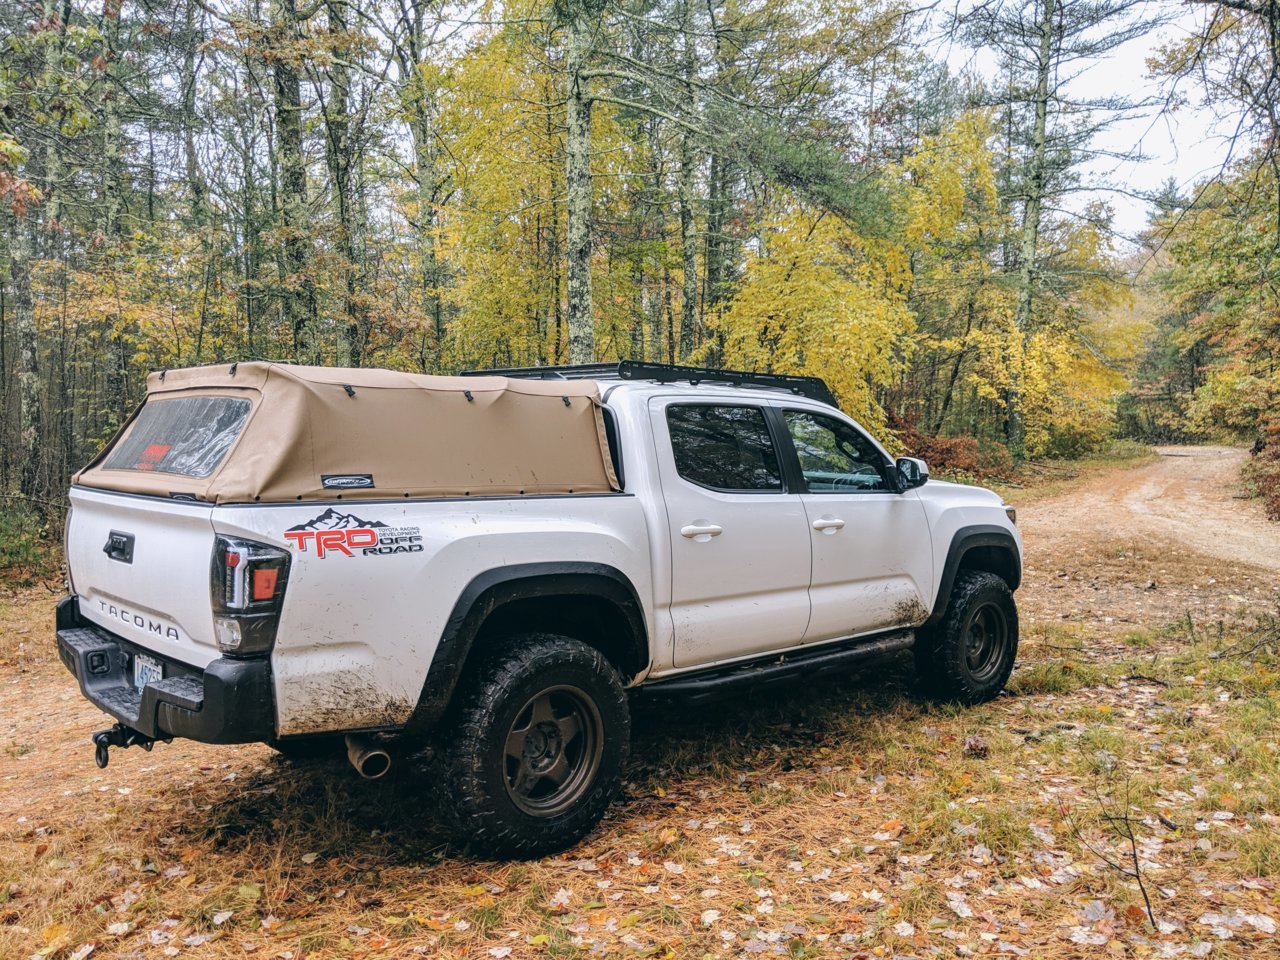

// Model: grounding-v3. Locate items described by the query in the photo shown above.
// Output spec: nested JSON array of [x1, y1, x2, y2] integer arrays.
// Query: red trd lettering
[[284, 530, 315, 552], [315, 530, 352, 558], [285, 527, 380, 558]]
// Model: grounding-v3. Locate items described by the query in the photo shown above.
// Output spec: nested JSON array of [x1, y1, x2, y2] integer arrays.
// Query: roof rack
[[463, 360, 839, 408]]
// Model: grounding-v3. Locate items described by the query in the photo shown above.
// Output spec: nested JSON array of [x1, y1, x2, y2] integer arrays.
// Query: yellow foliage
[[711, 208, 913, 435]]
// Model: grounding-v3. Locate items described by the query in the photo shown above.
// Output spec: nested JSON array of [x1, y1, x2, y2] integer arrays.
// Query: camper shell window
[[103, 397, 251, 478]]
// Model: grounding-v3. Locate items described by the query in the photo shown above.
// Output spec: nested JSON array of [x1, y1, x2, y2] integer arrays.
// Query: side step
[[636, 630, 914, 705]]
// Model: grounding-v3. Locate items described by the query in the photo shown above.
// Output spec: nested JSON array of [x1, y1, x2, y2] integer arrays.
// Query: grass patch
[[994, 439, 1158, 503], [1007, 658, 1106, 695]]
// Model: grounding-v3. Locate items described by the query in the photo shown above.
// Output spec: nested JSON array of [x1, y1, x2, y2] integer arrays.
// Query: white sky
[[939, 4, 1236, 249]]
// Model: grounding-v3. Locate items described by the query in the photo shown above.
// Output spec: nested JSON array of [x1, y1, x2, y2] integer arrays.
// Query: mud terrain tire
[[439, 633, 630, 858], [915, 571, 1018, 704]]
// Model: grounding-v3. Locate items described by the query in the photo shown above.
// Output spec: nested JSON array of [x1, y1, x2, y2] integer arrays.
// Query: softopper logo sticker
[[321, 474, 374, 489], [285, 508, 423, 559]]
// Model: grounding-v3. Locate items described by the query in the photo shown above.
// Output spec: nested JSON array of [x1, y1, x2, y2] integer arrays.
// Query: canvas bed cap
[[74, 362, 620, 504]]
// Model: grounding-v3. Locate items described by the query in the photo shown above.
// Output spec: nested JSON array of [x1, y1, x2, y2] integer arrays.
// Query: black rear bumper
[[55, 596, 275, 744]]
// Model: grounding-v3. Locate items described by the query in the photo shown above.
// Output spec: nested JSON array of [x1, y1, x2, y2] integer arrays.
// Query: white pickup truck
[[57, 360, 1021, 857]]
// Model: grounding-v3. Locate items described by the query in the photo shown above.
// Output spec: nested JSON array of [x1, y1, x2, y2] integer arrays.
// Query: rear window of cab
[[103, 396, 251, 478]]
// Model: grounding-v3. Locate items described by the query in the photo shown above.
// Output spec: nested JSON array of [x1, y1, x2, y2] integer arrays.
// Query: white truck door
[[776, 407, 933, 642], [649, 399, 812, 668]]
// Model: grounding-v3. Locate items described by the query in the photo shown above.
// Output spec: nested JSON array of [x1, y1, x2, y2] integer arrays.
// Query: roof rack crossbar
[[463, 361, 839, 408]]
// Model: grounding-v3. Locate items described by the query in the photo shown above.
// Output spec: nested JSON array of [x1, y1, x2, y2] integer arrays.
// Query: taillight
[[63, 505, 76, 596], [211, 536, 290, 656]]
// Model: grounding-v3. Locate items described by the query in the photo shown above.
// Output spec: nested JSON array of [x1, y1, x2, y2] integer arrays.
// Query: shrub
[[1242, 425, 1280, 520], [890, 418, 1015, 482], [0, 503, 60, 584]]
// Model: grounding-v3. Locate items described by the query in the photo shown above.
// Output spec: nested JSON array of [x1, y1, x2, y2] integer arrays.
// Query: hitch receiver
[[92, 723, 169, 768]]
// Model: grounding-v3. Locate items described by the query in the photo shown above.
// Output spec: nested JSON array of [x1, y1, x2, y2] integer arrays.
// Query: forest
[[1, 0, 1278, 520]]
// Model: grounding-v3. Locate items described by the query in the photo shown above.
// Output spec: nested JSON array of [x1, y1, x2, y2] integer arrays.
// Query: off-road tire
[[915, 571, 1017, 704], [438, 633, 630, 858]]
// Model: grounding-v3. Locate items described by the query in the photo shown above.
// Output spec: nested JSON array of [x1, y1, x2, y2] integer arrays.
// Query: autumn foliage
[[0, 0, 1276, 517]]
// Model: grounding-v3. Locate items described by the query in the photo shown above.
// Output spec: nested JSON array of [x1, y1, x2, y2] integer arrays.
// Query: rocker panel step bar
[[636, 630, 914, 704]]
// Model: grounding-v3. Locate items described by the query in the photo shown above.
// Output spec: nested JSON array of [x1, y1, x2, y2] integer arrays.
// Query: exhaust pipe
[[345, 734, 391, 780]]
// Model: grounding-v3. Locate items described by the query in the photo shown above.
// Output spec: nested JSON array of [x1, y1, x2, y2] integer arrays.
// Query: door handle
[[812, 516, 845, 533], [103, 530, 135, 563], [680, 522, 723, 541]]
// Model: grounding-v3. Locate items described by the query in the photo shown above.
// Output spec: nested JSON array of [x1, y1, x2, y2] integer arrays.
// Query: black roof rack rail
[[463, 361, 839, 408], [460, 363, 619, 381]]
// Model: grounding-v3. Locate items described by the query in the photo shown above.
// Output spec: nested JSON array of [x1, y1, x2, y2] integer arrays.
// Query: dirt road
[[1015, 445, 1279, 633]]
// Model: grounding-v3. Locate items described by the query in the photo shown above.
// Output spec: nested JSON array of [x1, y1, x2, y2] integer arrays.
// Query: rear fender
[[402, 562, 647, 735]]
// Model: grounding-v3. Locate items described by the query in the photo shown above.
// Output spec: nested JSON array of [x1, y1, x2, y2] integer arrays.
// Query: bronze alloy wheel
[[964, 602, 1010, 684], [502, 684, 604, 818]]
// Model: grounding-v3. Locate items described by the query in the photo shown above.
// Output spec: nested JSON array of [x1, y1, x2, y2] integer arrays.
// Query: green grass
[[1007, 659, 1107, 696]]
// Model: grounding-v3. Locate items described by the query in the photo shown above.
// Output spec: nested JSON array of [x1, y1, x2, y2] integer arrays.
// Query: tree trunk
[[182, 0, 213, 362], [676, 0, 699, 360], [323, 0, 364, 366], [563, 4, 595, 364], [394, 4, 447, 360], [11, 220, 40, 499], [101, 0, 128, 418], [271, 0, 316, 362], [1007, 0, 1055, 461]]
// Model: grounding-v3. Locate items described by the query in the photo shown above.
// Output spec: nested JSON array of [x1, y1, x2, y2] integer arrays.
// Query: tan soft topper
[[74, 362, 620, 503]]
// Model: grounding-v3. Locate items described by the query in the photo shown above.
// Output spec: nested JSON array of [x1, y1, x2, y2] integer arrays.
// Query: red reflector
[[252, 567, 279, 600], [226, 550, 241, 569]]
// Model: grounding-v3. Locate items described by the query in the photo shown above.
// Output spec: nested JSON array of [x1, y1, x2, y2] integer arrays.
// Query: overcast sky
[[938, 3, 1233, 250]]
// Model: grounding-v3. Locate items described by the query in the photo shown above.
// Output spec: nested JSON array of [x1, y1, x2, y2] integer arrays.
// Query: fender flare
[[924, 524, 1022, 629], [403, 562, 648, 735]]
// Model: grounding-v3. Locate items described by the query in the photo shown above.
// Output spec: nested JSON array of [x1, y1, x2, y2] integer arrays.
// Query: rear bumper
[[55, 596, 276, 744]]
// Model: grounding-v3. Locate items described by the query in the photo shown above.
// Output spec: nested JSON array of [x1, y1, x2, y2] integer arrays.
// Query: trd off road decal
[[284, 508, 422, 559]]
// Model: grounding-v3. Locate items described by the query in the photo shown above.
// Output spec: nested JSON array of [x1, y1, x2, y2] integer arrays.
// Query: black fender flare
[[402, 562, 648, 735], [924, 524, 1022, 629]]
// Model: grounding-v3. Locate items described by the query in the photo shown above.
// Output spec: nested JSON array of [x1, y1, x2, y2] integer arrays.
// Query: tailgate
[[67, 486, 219, 668]]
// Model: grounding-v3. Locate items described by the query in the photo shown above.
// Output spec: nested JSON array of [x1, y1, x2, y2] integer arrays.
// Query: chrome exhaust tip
[[345, 734, 391, 780]]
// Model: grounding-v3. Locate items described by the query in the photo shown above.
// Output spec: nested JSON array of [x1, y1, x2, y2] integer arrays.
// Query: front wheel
[[915, 571, 1018, 704], [438, 633, 630, 858]]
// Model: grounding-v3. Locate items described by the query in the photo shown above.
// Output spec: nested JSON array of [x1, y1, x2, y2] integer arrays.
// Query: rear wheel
[[915, 571, 1017, 704], [439, 634, 629, 858]]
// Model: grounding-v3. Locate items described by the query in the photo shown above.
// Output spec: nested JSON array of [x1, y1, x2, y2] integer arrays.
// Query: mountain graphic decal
[[287, 508, 389, 532]]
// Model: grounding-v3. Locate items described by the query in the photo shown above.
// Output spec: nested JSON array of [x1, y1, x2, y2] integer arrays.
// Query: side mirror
[[896, 456, 929, 489]]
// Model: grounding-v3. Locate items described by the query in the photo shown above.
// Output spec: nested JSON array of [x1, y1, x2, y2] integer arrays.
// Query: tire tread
[[915, 571, 1017, 704], [437, 633, 629, 858]]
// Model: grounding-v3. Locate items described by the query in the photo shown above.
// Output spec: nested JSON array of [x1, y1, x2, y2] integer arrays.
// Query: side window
[[783, 410, 890, 492], [666, 405, 783, 493]]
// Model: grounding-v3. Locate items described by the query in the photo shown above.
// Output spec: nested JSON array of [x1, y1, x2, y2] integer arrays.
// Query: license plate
[[133, 653, 163, 689]]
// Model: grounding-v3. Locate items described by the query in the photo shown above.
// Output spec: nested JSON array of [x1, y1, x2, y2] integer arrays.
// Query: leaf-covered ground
[[2, 447, 1278, 959]]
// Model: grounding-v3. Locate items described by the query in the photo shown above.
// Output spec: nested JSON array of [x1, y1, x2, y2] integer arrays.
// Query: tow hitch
[[91, 723, 170, 768]]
